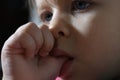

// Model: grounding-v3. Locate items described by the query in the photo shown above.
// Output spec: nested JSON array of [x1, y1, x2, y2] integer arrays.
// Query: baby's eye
[[72, 0, 93, 12], [41, 11, 53, 22]]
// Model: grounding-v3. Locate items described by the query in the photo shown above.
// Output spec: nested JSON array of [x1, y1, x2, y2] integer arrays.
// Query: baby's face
[[35, 0, 120, 80]]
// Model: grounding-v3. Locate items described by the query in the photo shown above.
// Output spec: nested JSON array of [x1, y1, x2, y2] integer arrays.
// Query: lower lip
[[59, 59, 73, 78]]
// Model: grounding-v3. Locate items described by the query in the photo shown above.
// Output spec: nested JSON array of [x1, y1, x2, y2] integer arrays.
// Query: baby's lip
[[50, 48, 73, 59]]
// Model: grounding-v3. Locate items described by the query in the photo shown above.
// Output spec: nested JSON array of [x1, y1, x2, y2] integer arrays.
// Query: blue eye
[[43, 12, 53, 22], [45, 12, 53, 22], [72, 0, 93, 12]]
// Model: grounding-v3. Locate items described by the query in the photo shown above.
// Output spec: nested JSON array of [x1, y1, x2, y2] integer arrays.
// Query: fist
[[1, 22, 65, 80]]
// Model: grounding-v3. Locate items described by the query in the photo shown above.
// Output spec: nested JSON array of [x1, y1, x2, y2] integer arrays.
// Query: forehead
[[35, 0, 70, 9]]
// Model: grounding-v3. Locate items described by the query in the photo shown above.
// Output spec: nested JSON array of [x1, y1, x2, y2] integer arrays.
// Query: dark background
[[0, 0, 29, 79]]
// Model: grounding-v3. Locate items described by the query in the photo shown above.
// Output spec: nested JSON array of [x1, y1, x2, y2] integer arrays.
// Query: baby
[[1, 0, 120, 80]]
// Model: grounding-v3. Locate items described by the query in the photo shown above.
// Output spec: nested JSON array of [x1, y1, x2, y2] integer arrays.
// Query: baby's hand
[[1, 22, 65, 80]]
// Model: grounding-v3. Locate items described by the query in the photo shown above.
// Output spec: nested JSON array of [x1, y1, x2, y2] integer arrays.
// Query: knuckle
[[27, 22, 37, 27], [44, 42, 53, 52], [37, 39, 44, 48], [16, 22, 37, 32]]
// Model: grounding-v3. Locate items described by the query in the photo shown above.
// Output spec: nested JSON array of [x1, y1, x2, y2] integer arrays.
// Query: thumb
[[38, 56, 66, 80]]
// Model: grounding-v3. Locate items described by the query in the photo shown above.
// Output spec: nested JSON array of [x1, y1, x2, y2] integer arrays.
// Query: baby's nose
[[49, 12, 71, 39]]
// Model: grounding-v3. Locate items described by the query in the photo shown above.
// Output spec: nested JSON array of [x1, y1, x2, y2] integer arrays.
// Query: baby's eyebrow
[[36, 0, 71, 13], [35, 1, 48, 11], [35, 0, 58, 14], [46, 0, 58, 5], [44, 0, 71, 7]]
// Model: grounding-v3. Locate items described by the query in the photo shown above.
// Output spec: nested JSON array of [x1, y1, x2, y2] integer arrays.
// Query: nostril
[[59, 31, 65, 36]]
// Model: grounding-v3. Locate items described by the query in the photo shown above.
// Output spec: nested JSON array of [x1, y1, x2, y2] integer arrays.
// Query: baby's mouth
[[50, 48, 74, 79], [59, 57, 74, 79]]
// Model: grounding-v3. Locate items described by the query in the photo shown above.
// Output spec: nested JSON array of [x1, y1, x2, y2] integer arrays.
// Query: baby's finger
[[21, 22, 44, 54], [2, 31, 36, 59], [2, 22, 39, 58], [16, 32, 36, 58], [38, 56, 66, 80], [39, 25, 55, 57]]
